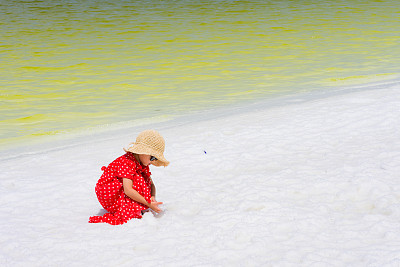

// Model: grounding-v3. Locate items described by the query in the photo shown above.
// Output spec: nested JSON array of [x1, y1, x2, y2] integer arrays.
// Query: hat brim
[[124, 143, 169, 167]]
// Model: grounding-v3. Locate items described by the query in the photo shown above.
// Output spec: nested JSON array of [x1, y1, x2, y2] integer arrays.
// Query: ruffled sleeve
[[115, 157, 137, 181]]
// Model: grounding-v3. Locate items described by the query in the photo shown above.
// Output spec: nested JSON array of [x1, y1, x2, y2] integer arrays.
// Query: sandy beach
[[1, 82, 399, 266]]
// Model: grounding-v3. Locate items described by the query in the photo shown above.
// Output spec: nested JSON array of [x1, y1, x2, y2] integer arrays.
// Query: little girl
[[89, 129, 169, 225]]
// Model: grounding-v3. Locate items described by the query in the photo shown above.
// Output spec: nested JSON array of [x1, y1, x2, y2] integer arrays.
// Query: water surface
[[1, 0, 399, 147]]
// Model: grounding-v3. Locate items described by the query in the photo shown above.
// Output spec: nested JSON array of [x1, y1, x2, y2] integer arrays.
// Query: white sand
[[1, 83, 400, 266]]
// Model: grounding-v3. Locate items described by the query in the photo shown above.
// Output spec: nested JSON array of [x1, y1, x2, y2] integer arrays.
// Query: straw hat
[[124, 130, 169, 167]]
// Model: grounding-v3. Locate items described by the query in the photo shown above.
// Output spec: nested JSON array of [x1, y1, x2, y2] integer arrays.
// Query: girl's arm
[[150, 180, 156, 202], [122, 178, 162, 213]]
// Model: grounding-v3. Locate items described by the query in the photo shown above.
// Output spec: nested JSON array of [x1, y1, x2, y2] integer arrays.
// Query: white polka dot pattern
[[89, 153, 152, 225]]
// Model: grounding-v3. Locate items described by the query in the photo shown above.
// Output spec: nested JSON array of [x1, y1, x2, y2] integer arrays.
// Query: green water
[[1, 0, 399, 147]]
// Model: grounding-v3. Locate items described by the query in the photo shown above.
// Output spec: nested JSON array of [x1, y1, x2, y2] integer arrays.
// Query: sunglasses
[[150, 156, 158, 161]]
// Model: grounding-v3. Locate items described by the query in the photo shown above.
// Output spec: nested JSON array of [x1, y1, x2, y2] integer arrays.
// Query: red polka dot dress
[[89, 152, 152, 225]]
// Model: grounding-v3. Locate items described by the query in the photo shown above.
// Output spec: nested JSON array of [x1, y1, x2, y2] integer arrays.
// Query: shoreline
[[2, 77, 400, 161]]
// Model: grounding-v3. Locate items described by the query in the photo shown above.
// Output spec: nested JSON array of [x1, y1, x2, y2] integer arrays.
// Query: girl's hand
[[149, 201, 163, 213], [150, 196, 156, 203]]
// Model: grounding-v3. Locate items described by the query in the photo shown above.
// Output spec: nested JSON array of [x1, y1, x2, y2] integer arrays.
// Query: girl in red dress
[[89, 130, 169, 225]]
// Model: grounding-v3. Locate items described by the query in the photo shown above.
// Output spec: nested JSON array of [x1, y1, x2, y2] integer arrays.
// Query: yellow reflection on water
[[1, 0, 399, 147]]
